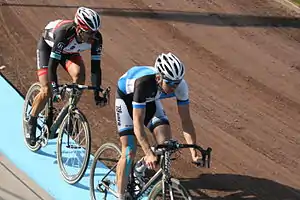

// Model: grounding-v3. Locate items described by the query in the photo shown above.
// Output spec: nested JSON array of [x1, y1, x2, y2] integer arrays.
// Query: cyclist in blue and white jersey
[[114, 52, 201, 199]]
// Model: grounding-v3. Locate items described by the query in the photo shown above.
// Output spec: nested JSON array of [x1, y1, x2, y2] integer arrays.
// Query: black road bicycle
[[90, 140, 212, 200], [23, 82, 110, 184]]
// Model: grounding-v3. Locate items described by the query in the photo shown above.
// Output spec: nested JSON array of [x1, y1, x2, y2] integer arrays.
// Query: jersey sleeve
[[175, 79, 190, 105], [50, 29, 68, 61], [91, 32, 102, 61], [90, 32, 103, 90], [48, 29, 68, 84], [132, 75, 157, 109]]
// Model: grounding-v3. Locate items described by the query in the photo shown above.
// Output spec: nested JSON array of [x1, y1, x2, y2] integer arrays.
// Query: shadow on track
[[180, 173, 300, 199]]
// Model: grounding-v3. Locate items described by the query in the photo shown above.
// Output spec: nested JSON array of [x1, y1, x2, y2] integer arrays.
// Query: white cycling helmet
[[74, 7, 101, 31], [154, 52, 185, 81]]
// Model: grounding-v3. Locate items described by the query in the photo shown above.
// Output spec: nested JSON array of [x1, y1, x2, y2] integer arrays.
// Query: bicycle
[[23, 82, 111, 184], [90, 139, 212, 200]]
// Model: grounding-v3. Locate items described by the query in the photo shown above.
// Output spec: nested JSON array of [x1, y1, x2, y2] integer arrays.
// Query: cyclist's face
[[161, 79, 181, 94], [77, 28, 97, 43]]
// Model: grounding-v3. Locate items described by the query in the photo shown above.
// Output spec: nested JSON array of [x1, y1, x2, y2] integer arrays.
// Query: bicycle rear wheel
[[148, 178, 192, 200], [57, 108, 91, 184], [22, 82, 48, 152], [90, 143, 121, 200]]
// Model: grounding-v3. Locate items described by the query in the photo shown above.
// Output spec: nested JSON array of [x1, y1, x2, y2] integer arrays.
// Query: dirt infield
[[1, 0, 300, 199]]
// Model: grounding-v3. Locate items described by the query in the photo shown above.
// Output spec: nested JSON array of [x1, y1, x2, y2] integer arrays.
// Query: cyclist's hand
[[192, 155, 204, 167], [94, 95, 108, 107], [144, 153, 158, 170]]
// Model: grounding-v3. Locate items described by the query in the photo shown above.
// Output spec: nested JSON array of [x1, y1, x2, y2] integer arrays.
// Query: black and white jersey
[[43, 19, 102, 60]]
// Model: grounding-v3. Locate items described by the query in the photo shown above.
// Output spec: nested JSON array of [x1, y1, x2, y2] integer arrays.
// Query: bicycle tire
[[148, 178, 192, 200], [57, 108, 91, 184], [90, 143, 121, 200], [22, 82, 47, 152]]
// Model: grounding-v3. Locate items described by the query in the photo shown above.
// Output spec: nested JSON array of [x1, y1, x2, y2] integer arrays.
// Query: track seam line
[[0, 161, 45, 200]]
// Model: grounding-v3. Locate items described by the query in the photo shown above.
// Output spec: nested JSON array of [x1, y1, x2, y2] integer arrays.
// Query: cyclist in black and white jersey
[[25, 7, 107, 146], [115, 53, 201, 199]]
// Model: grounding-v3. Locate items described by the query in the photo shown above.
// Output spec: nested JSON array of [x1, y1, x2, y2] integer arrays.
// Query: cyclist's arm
[[177, 103, 198, 158], [132, 107, 153, 156], [47, 31, 67, 87], [132, 76, 157, 156], [90, 32, 103, 95], [176, 80, 198, 158]]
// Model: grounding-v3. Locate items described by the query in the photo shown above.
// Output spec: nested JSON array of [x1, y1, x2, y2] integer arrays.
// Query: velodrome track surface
[[1, 0, 300, 199]]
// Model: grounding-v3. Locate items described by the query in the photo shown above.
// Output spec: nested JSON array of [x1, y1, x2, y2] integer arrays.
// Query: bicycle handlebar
[[59, 83, 111, 96], [155, 140, 212, 168]]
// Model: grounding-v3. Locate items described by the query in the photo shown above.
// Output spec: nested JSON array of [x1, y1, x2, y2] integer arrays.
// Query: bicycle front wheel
[[148, 178, 192, 200], [90, 143, 121, 200], [57, 108, 91, 184]]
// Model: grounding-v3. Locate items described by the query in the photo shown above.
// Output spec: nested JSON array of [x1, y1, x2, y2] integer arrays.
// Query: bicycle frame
[[44, 87, 80, 139], [42, 83, 110, 140], [98, 150, 174, 199], [132, 151, 172, 199], [96, 141, 211, 200]]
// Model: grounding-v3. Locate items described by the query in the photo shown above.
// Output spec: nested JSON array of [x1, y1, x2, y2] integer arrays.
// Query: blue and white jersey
[[117, 66, 160, 109], [117, 66, 189, 109]]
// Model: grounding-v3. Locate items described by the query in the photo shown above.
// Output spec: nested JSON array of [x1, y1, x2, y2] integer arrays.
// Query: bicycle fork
[[64, 92, 82, 149]]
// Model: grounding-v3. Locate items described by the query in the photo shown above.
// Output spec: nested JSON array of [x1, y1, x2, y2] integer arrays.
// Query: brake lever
[[102, 87, 111, 105], [192, 147, 212, 168], [101, 87, 109, 96], [57, 84, 68, 100]]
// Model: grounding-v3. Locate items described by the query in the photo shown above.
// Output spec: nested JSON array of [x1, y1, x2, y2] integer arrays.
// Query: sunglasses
[[79, 28, 97, 37], [164, 79, 181, 88]]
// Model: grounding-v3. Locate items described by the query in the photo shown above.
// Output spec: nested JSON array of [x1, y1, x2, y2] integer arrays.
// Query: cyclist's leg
[[58, 54, 85, 134], [63, 53, 85, 84], [26, 38, 52, 145], [147, 100, 171, 144], [61, 53, 85, 104], [31, 38, 52, 117], [118, 135, 136, 198], [115, 96, 137, 198]]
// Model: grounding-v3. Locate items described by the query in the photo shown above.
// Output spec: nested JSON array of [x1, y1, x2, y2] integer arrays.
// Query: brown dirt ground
[[1, 0, 300, 199]]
